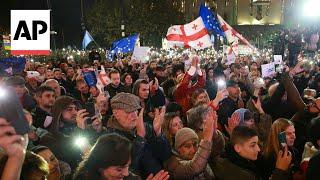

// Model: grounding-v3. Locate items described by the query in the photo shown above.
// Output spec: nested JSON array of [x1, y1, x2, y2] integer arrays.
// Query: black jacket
[[306, 151, 320, 180], [104, 83, 131, 100], [32, 107, 52, 129], [107, 117, 171, 178], [213, 144, 289, 180]]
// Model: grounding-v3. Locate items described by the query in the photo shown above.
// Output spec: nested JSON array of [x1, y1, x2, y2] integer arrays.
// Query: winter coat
[[173, 69, 205, 115], [261, 146, 300, 180], [21, 93, 37, 111], [39, 131, 82, 170], [195, 130, 225, 163], [164, 139, 214, 179], [27, 125, 49, 150], [32, 106, 52, 129], [104, 83, 131, 100], [213, 144, 289, 180], [107, 116, 172, 178], [306, 151, 320, 180]]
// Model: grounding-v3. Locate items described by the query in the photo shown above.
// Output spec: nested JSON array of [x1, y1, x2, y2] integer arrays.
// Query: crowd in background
[[1, 29, 320, 180]]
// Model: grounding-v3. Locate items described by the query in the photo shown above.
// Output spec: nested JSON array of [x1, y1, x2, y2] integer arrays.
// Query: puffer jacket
[[164, 139, 214, 179]]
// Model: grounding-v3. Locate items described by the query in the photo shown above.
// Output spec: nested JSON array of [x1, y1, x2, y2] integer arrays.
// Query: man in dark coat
[[213, 126, 291, 180], [108, 93, 171, 178]]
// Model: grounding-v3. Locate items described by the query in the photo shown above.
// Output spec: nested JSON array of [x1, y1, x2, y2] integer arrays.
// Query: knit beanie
[[175, 128, 199, 150]]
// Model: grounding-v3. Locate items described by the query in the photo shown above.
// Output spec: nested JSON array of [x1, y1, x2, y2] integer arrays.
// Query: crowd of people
[[0, 45, 320, 180]]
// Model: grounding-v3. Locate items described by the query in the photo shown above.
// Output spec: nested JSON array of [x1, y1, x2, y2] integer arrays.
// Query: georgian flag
[[217, 14, 254, 55], [166, 17, 213, 50], [96, 66, 111, 92]]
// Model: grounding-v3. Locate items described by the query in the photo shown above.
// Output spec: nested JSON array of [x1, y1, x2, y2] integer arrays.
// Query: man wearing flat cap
[[107, 92, 171, 178]]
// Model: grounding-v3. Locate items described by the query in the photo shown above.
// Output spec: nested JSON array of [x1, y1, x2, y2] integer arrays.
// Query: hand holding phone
[[0, 86, 30, 135], [84, 102, 96, 124], [278, 131, 287, 150], [217, 79, 226, 91]]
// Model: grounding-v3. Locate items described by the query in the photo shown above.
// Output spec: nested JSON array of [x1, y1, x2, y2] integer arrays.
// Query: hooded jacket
[[40, 96, 82, 169], [49, 96, 76, 134]]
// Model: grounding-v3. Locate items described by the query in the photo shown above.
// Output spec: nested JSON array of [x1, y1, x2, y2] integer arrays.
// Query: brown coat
[[164, 139, 214, 180]]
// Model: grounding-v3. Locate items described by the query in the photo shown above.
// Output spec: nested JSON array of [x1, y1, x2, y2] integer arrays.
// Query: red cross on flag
[[217, 14, 254, 55], [166, 17, 213, 50], [96, 65, 111, 92]]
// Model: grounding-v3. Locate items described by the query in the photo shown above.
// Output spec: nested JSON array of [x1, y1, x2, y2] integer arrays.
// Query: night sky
[[0, 0, 94, 48]]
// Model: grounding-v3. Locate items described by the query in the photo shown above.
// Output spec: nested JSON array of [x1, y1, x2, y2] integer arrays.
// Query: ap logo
[[11, 10, 50, 55]]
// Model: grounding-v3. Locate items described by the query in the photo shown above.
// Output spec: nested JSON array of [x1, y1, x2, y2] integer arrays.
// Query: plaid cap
[[111, 93, 141, 113]]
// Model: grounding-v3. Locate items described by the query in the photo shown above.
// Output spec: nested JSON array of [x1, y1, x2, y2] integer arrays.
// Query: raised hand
[[191, 56, 199, 67], [252, 97, 265, 114], [136, 108, 146, 138], [217, 89, 229, 102], [153, 106, 166, 136], [146, 170, 170, 180], [225, 112, 240, 135], [0, 118, 26, 159], [203, 110, 217, 142], [275, 145, 292, 171]]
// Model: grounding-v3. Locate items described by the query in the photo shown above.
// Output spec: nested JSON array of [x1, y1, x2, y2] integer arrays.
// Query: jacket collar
[[224, 143, 258, 175], [107, 116, 135, 134]]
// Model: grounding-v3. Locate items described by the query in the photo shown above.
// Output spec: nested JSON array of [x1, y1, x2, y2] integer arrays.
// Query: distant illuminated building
[[237, 0, 283, 25], [174, 0, 217, 22]]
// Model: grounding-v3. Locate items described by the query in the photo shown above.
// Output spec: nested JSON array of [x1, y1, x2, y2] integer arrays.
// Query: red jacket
[[174, 69, 205, 114]]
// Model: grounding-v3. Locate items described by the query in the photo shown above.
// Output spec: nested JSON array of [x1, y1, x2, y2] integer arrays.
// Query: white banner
[[131, 46, 151, 63], [261, 63, 275, 78]]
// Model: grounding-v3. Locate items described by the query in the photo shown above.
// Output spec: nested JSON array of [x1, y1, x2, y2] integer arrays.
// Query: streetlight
[[303, 0, 320, 17]]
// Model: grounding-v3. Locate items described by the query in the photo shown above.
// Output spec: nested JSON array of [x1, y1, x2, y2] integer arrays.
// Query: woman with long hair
[[162, 112, 183, 147], [262, 118, 299, 179]]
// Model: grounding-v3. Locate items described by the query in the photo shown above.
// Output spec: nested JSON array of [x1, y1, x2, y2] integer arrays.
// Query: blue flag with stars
[[108, 34, 139, 59], [199, 4, 225, 37]]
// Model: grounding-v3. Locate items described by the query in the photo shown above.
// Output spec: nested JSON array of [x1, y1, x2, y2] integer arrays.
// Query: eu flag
[[109, 34, 139, 55], [199, 4, 225, 37], [82, 30, 94, 50], [82, 68, 97, 87]]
